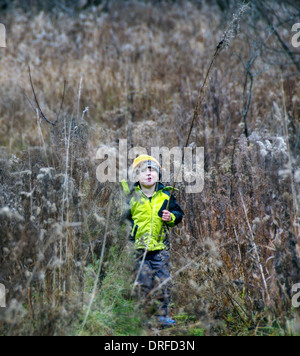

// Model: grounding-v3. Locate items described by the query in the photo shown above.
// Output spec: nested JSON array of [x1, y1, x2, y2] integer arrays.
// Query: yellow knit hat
[[133, 155, 162, 171]]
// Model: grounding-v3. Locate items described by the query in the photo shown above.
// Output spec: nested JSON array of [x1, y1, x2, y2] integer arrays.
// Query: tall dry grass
[[0, 0, 299, 335]]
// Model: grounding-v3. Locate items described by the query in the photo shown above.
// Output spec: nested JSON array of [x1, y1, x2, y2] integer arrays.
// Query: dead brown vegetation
[[0, 0, 299, 336]]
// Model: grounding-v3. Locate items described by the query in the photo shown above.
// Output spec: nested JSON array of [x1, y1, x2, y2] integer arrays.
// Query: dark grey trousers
[[135, 249, 171, 316]]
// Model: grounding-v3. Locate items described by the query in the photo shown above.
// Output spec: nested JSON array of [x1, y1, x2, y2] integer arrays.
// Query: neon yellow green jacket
[[121, 180, 184, 251]]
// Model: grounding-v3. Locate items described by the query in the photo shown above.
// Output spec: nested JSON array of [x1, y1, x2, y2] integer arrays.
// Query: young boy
[[121, 155, 184, 327]]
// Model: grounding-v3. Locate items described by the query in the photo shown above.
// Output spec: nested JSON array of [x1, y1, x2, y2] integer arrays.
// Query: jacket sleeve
[[158, 195, 184, 228], [168, 194, 184, 227]]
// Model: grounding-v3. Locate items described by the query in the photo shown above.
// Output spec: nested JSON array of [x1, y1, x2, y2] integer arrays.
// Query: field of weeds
[[0, 0, 300, 336]]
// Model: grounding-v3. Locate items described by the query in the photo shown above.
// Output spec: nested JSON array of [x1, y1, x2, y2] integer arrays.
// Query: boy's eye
[[141, 167, 152, 172]]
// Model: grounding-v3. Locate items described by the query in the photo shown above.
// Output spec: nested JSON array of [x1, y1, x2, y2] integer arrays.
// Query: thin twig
[[27, 65, 66, 126], [239, 191, 270, 301], [28, 65, 56, 126], [78, 199, 112, 336], [77, 76, 83, 122]]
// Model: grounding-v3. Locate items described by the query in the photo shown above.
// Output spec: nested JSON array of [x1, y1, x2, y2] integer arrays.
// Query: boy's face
[[137, 163, 159, 188]]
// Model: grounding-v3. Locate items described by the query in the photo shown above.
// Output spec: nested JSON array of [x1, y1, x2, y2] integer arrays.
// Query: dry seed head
[[221, 4, 250, 50]]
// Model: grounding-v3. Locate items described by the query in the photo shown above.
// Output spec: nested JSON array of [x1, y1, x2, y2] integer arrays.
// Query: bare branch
[[27, 65, 67, 126], [255, 0, 300, 74]]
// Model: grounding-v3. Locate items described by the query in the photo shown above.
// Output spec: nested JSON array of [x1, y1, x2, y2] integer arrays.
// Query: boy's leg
[[135, 252, 155, 317], [150, 250, 171, 317], [135, 254, 153, 298]]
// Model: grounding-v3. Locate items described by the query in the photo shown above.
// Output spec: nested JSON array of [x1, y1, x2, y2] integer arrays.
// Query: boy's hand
[[162, 210, 172, 222]]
